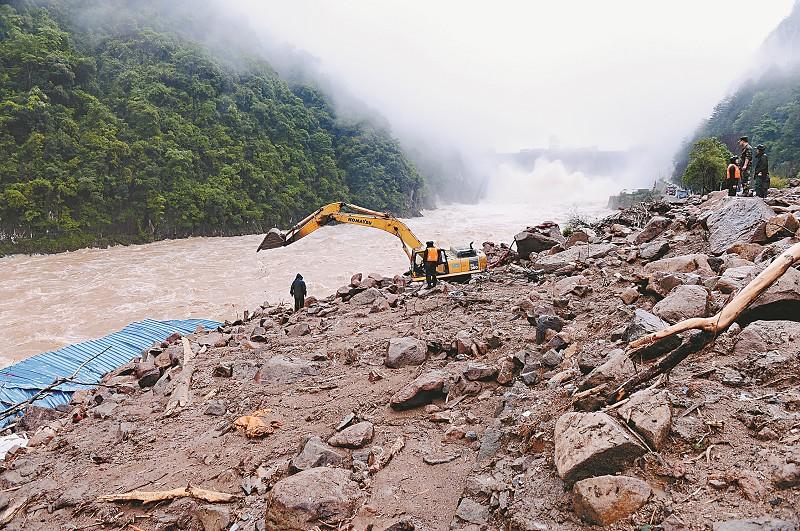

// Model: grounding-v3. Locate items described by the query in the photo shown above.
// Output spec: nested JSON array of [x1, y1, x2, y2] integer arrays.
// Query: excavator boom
[[257, 202, 422, 258]]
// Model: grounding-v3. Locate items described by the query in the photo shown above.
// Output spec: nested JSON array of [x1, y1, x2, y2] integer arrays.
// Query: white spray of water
[[485, 159, 621, 209]]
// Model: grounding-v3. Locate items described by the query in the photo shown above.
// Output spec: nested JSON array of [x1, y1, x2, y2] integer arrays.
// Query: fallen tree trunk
[[98, 485, 238, 504], [607, 241, 800, 403], [628, 241, 800, 350]]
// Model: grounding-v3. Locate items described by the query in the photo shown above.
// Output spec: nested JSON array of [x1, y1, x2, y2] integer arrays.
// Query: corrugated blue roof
[[0, 318, 221, 427]]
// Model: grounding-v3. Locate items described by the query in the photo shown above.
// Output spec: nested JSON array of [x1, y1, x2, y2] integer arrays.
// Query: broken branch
[[628, 241, 800, 350], [97, 485, 239, 504]]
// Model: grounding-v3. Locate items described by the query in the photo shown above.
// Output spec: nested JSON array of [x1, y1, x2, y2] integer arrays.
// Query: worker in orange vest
[[424, 241, 442, 288], [725, 156, 741, 197]]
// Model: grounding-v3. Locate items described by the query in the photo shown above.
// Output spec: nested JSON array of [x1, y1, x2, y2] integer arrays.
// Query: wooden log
[[628, 242, 800, 350], [97, 485, 238, 504]]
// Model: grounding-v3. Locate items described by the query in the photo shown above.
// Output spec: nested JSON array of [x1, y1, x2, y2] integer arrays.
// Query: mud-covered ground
[[2, 186, 800, 531]]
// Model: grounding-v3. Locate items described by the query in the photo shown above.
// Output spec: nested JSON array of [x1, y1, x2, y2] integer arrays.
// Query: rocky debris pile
[[2, 187, 799, 530]]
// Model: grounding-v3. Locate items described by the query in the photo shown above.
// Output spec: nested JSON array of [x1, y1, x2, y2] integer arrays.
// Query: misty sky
[[231, 0, 793, 170]]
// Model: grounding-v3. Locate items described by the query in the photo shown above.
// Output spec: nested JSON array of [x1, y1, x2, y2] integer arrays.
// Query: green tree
[[682, 138, 732, 194]]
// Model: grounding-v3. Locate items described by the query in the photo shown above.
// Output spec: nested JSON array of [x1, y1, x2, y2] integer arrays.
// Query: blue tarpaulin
[[0, 318, 221, 427]]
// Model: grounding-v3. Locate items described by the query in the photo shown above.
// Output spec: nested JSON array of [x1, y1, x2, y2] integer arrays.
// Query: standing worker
[[753, 144, 769, 198], [424, 241, 441, 288], [725, 156, 741, 197], [738, 136, 754, 195], [290, 273, 307, 312]]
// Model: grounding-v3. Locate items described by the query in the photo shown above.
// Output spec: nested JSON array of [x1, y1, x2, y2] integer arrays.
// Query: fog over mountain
[[227, 0, 794, 185]]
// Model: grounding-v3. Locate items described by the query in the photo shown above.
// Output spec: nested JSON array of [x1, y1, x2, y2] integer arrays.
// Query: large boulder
[[390, 370, 449, 410], [515, 231, 561, 258], [740, 266, 800, 324], [617, 389, 672, 450], [554, 412, 646, 483], [266, 467, 362, 530], [532, 244, 617, 272], [733, 320, 800, 359], [652, 285, 709, 324], [706, 197, 775, 255], [572, 475, 651, 526], [385, 337, 427, 369], [635, 216, 671, 245]]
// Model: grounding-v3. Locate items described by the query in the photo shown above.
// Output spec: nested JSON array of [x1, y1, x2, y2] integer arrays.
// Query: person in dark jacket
[[738, 136, 754, 195], [423, 241, 441, 288], [753, 144, 769, 199], [290, 273, 307, 311]]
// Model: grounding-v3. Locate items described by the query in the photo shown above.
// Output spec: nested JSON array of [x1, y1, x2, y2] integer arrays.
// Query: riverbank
[[1, 188, 799, 529]]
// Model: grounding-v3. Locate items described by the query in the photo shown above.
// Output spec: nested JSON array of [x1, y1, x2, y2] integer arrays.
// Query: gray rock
[[712, 517, 797, 531], [554, 412, 645, 483], [456, 498, 489, 525], [328, 421, 374, 449], [541, 349, 563, 368], [733, 320, 800, 359], [623, 309, 681, 358], [515, 231, 561, 258], [285, 323, 311, 337], [573, 475, 651, 526], [635, 216, 671, 244], [350, 287, 381, 305], [477, 426, 503, 462], [617, 389, 672, 450], [196, 505, 231, 531], [639, 240, 669, 261], [203, 400, 227, 416], [390, 370, 448, 410], [290, 436, 348, 473], [258, 355, 318, 383], [385, 337, 427, 369], [580, 349, 634, 391], [707, 197, 775, 254], [266, 467, 362, 531], [532, 243, 617, 272], [463, 363, 498, 381], [553, 275, 590, 298], [652, 284, 709, 324]]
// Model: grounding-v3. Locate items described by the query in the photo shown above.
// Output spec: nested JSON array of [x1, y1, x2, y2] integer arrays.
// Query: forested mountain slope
[[0, 0, 425, 254], [673, 2, 800, 180]]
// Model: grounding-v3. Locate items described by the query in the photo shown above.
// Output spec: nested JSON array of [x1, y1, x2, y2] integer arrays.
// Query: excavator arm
[[257, 202, 423, 259]]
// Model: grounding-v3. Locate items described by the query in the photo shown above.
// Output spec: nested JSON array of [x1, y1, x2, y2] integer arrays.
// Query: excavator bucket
[[257, 228, 286, 252]]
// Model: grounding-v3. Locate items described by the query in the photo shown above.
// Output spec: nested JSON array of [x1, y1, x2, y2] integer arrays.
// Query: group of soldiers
[[725, 136, 770, 198]]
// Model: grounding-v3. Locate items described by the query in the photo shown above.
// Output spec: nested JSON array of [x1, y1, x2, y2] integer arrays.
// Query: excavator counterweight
[[256, 202, 487, 282]]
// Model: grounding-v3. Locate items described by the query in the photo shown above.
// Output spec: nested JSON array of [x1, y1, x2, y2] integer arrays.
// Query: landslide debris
[[2, 187, 800, 530]]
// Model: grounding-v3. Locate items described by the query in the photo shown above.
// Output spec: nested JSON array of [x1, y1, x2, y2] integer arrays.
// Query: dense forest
[[0, 0, 426, 254], [673, 3, 800, 181]]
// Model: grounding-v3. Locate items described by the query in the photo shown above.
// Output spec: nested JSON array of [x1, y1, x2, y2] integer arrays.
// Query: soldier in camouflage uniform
[[738, 136, 753, 195], [753, 144, 769, 199]]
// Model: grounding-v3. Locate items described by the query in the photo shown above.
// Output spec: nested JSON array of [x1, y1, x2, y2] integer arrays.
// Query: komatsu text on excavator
[[257, 202, 487, 282]]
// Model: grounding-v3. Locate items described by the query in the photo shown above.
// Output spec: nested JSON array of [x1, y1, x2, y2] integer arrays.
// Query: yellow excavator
[[257, 202, 487, 282]]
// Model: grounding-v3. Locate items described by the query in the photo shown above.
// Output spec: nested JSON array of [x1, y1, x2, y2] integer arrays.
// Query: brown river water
[[0, 164, 616, 366]]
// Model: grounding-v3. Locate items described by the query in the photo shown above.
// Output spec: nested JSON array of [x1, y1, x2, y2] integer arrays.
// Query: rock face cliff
[[2, 184, 800, 530]]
